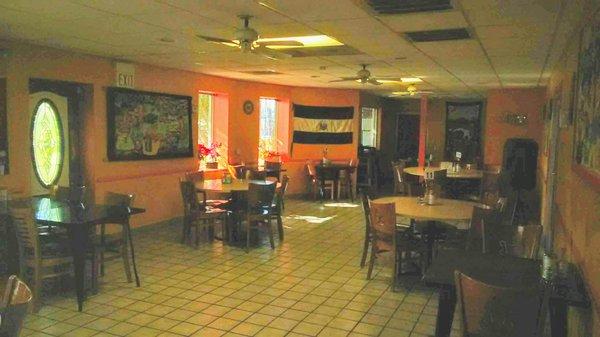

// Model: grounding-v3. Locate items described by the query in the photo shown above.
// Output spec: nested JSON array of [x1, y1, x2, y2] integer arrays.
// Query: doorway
[[29, 79, 89, 195], [395, 114, 419, 163]]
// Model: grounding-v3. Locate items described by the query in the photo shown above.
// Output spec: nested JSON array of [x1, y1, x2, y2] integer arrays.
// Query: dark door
[[395, 114, 419, 162]]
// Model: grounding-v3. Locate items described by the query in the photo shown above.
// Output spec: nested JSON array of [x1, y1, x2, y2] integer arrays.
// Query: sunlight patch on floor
[[286, 214, 337, 224], [323, 202, 359, 208]]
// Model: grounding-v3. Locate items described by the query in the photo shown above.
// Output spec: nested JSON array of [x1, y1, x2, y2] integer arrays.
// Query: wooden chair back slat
[[455, 271, 544, 337], [369, 202, 396, 238]]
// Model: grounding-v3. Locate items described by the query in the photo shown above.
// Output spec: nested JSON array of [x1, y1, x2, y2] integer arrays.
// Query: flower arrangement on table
[[197, 142, 222, 169]]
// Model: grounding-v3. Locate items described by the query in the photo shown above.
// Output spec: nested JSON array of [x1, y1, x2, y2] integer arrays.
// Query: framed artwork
[[107, 87, 193, 161], [572, 10, 600, 189], [444, 101, 482, 164]]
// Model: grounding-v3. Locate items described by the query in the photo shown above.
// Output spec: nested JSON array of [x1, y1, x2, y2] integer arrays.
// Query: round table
[[404, 166, 483, 179], [195, 179, 276, 193], [372, 196, 477, 222]]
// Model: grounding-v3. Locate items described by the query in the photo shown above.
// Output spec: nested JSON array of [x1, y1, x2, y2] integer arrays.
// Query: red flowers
[[197, 142, 221, 161]]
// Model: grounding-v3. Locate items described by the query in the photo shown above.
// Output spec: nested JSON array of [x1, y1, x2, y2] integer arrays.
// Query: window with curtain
[[361, 107, 378, 147], [259, 97, 277, 154], [198, 93, 213, 146]]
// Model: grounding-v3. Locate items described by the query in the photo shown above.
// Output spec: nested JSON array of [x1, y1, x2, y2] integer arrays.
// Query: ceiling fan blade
[[252, 45, 292, 60], [197, 35, 236, 44], [257, 40, 304, 47], [329, 77, 361, 83], [368, 78, 382, 85]]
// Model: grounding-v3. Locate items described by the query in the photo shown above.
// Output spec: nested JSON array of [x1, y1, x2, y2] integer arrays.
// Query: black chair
[[315, 165, 338, 200], [96, 192, 140, 287], [246, 169, 267, 181], [264, 161, 282, 181], [359, 189, 373, 268], [391, 160, 409, 195], [270, 175, 289, 242], [179, 180, 228, 248], [245, 182, 277, 252]]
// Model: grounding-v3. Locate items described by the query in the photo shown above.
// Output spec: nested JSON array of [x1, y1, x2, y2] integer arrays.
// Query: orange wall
[[0, 40, 359, 228], [542, 2, 600, 335], [484, 88, 545, 165]]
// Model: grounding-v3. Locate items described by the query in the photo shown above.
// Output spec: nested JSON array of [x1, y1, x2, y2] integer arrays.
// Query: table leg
[[549, 298, 567, 337], [435, 287, 456, 337], [67, 225, 89, 312], [126, 221, 141, 287]]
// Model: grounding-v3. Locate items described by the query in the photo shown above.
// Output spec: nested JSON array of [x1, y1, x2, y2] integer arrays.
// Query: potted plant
[[198, 142, 221, 169]]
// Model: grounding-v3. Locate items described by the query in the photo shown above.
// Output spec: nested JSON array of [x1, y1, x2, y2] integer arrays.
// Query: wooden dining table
[[371, 196, 477, 222], [404, 166, 484, 179], [1, 197, 145, 312], [315, 163, 354, 200]]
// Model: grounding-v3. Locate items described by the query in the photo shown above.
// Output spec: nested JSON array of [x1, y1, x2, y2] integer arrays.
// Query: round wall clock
[[243, 100, 254, 115]]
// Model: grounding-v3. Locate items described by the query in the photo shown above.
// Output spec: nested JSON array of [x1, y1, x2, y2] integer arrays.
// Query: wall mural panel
[[573, 10, 600, 187], [107, 87, 193, 161]]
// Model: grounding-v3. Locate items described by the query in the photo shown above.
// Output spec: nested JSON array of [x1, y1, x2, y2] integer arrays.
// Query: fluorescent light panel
[[260, 35, 343, 49]]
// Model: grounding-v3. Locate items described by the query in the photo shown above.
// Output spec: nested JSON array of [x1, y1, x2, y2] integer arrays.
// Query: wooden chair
[[264, 161, 282, 181], [465, 205, 498, 253], [245, 182, 277, 252], [338, 159, 356, 201], [484, 224, 542, 259], [179, 180, 228, 248], [392, 160, 409, 195], [96, 192, 140, 287], [246, 169, 267, 181], [455, 271, 545, 337], [184, 171, 204, 182], [315, 165, 336, 200], [433, 169, 447, 197], [271, 175, 289, 241], [230, 165, 247, 180], [0, 275, 33, 337], [366, 202, 397, 285], [306, 161, 319, 200], [359, 189, 373, 268], [10, 206, 74, 312], [183, 172, 230, 209]]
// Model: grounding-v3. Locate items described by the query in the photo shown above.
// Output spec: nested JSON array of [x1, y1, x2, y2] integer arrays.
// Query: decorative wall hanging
[[107, 87, 193, 161], [572, 10, 600, 187], [291, 104, 354, 144], [444, 101, 482, 163]]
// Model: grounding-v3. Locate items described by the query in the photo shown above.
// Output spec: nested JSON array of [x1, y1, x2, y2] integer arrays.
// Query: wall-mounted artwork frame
[[107, 87, 193, 161], [444, 101, 482, 164], [572, 10, 600, 190]]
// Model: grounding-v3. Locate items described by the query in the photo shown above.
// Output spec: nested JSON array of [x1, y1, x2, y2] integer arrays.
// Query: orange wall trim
[[96, 168, 196, 183]]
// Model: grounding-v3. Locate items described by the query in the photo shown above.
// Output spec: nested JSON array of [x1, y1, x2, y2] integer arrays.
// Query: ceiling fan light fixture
[[401, 77, 422, 83]]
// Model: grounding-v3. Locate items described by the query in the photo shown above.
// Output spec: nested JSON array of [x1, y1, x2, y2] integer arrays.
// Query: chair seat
[[38, 235, 71, 258], [206, 199, 230, 207]]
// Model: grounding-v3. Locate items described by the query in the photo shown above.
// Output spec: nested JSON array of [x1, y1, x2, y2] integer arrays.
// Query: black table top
[[423, 250, 541, 288], [423, 249, 590, 307], [1, 197, 145, 226]]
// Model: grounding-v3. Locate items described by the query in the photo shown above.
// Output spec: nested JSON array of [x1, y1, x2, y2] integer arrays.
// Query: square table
[[5, 197, 145, 311]]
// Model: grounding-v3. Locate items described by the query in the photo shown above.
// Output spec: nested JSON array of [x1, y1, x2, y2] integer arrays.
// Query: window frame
[[198, 92, 214, 146], [360, 107, 378, 148], [259, 97, 278, 153], [30, 98, 65, 188]]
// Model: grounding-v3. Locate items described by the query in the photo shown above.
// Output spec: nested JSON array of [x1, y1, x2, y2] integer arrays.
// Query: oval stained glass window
[[31, 100, 64, 187]]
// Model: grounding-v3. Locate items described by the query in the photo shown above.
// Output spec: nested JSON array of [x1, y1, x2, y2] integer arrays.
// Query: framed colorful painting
[[572, 10, 600, 189], [107, 87, 193, 161]]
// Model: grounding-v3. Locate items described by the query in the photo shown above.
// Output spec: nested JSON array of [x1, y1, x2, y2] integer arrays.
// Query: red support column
[[418, 95, 428, 166]]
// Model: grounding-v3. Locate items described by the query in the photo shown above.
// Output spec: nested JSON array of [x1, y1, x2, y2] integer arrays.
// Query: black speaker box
[[502, 138, 538, 191]]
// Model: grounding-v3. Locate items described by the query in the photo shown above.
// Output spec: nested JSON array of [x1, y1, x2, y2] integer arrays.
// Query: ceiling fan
[[391, 84, 434, 96], [197, 15, 303, 60], [330, 64, 401, 85]]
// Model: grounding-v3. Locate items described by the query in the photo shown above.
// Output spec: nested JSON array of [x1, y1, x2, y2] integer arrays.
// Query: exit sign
[[115, 62, 135, 88]]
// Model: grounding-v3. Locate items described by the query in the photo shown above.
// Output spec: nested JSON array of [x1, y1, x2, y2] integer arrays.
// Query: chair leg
[[100, 224, 106, 277], [267, 219, 275, 249], [181, 217, 188, 244], [277, 215, 284, 242], [121, 224, 133, 283], [392, 246, 399, 290], [360, 235, 369, 268], [245, 218, 251, 253], [366, 246, 377, 280], [195, 225, 199, 248], [32, 266, 42, 312]]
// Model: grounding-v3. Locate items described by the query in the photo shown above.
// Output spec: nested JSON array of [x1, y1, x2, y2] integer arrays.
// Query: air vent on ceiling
[[405, 28, 471, 42], [282, 45, 361, 58], [240, 70, 283, 75], [365, 0, 452, 14]]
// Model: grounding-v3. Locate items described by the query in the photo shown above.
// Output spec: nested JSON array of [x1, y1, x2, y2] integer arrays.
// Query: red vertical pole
[[418, 95, 428, 167]]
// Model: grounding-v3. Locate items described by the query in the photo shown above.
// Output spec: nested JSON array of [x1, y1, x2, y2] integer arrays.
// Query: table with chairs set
[[179, 164, 289, 253], [0, 185, 145, 314], [305, 159, 357, 201], [360, 163, 590, 337]]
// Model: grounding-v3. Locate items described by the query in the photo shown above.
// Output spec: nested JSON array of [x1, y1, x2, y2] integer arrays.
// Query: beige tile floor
[[22, 198, 462, 337]]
